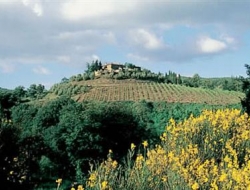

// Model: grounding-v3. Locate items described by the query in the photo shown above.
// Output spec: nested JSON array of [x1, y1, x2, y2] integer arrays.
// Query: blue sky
[[0, 0, 250, 89]]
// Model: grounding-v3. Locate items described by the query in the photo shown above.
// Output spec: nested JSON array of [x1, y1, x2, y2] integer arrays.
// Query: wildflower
[[21, 176, 26, 180], [77, 185, 84, 190], [108, 149, 113, 154], [131, 143, 136, 150], [224, 155, 231, 163], [13, 157, 18, 162], [88, 173, 97, 187], [142, 140, 148, 148], [135, 154, 144, 170], [219, 172, 227, 182], [56, 178, 62, 184], [162, 176, 167, 182], [211, 180, 218, 190], [71, 188, 76, 190], [56, 178, 62, 190], [191, 182, 199, 190], [168, 151, 174, 161], [101, 181, 108, 190], [112, 160, 118, 169], [9, 171, 14, 175]]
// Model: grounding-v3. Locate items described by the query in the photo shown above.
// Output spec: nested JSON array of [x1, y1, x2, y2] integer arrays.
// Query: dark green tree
[[0, 119, 24, 189], [192, 73, 201, 88], [13, 86, 26, 98], [86, 60, 102, 74], [241, 64, 250, 114]]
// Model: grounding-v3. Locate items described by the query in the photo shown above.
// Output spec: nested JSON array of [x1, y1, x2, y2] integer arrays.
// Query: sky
[[1, 0, 250, 89]]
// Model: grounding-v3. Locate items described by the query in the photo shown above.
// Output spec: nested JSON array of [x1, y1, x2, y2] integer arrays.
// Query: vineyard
[[49, 79, 244, 105]]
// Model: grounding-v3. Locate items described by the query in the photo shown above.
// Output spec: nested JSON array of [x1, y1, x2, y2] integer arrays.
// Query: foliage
[[86, 60, 102, 74], [27, 84, 47, 99], [1, 95, 243, 188], [241, 64, 250, 114], [0, 119, 23, 189], [82, 109, 250, 190], [0, 88, 22, 119], [183, 76, 242, 91]]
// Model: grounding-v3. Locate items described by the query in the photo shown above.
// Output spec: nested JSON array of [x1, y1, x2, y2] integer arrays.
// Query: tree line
[[63, 60, 243, 91]]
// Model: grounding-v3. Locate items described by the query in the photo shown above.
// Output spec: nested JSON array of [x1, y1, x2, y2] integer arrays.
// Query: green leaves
[[241, 64, 250, 114]]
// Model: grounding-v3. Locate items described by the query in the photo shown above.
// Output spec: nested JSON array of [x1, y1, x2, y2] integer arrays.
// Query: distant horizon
[[0, 59, 248, 90], [1, 1, 250, 89], [0, 60, 245, 90]]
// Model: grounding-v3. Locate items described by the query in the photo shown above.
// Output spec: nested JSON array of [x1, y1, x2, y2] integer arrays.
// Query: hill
[[47, 78, 244, 105]]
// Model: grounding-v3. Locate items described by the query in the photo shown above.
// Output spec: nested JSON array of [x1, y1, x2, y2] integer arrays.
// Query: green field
[[49, 78, 244, 105]]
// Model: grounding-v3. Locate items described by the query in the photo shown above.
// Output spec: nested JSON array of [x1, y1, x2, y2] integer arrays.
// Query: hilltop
[[1, 61, 244, 106], [36, 61, 243, 105]]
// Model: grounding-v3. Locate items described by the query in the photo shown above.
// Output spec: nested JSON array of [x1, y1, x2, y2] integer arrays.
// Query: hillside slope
[[47, 79, 244, 105]]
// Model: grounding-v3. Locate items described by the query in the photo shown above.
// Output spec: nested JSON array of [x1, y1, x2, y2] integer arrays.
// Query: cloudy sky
[[1, 0, 250, 89]]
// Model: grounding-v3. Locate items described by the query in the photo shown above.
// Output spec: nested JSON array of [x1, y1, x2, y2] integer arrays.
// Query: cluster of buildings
[[95, 63, 141, 76]]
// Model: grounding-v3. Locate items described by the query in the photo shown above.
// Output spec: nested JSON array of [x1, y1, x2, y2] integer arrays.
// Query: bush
[[81, 109, 250, 190]]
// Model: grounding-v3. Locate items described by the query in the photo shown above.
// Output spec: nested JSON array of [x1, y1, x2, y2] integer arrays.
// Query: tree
[[0, 89, 20, 118], [124, 62, 136, 69], [61, 77, 69, 83], [0, 119, 21, 189], [13, 86, 26, 98], [86, 60, 102, 74], [27, 84, 46, 99], [27, 84, 37, 99], [192, 74, 201, 88], [241, 64, 250, 114]]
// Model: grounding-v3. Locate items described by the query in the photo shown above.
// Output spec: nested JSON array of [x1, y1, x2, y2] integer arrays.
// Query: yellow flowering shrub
[[78, 109, 250, 189]]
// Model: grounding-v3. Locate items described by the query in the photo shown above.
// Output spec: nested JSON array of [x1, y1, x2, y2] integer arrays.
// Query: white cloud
[[57, 56, 71, 63], [56, 30, 116, 43], [21, 0, 43, 17], [220, 34, 236, 45], [0, 1, 248, 71], [197, 37, 227, 54], [60, 0, 136, 21], [33, 3, 43, 16], [33, 65, 51, 75], [92, 54, 100, 61], [127, 53, 149, 62], [129, 29, 165, 50], [0, 0, 17, 4], [0, 62, 15, 73], [22, 0, 29, 6]]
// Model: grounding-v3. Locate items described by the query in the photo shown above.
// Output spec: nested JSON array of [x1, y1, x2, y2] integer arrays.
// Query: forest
[[0, 62, 250, 189]]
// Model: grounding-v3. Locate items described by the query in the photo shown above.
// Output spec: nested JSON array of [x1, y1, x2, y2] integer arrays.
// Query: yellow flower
[[131, 143, 136, 150], [162, 176, 167, 182], [109, 149, 113, 154], [191, 182, 199, 190], [224, 155, 231, 163], [71, 188, 76, 190], [21, 176, 26, 180], [9, 171, 14, 175], [142, 140, 148, 148], [101, 181, 108, 190], [211, 180, 218, 190], [13, 157, 18, 162], [56, 178, 62, 184], [112, 160, 118, 169], [219, 172, 227, 182], [77, 185, 84, 190]]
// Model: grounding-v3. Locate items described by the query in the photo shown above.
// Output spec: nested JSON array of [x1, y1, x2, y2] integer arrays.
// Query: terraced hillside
[[49, 79, 244, 105]]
